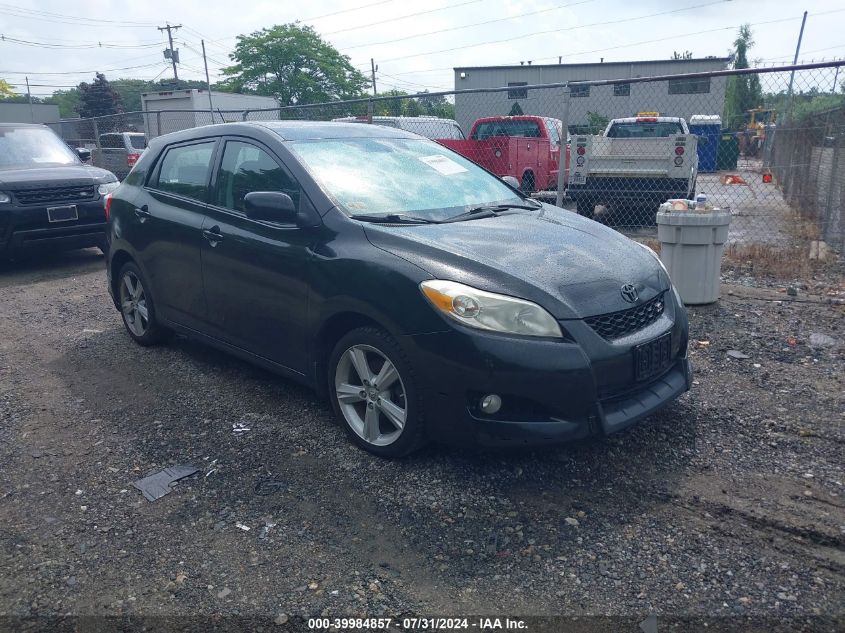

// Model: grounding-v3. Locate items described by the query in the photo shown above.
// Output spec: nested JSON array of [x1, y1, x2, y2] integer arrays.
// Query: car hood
[[362, 204, 668, 320], [0, 165, 116, 189]]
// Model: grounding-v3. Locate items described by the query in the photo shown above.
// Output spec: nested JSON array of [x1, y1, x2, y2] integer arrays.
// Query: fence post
[[156, 111, 162, 138], [92, 118, 101, 150], [242, 110, 250, 121], [367, 99, 373, 124], [555, 85, 572, 208], [823, 132, 841, 248]]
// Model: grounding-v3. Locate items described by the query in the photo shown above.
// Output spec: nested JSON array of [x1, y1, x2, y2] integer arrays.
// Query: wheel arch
[[109, 249, 135, 309]]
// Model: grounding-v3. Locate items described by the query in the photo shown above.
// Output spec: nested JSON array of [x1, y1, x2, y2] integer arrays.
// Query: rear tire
[[117, 262, 170, 346], [520, 171, 536, 194], [328, 327, 427, 458]]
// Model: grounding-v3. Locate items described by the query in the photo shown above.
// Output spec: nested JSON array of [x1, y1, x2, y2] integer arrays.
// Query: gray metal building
[[452, 57, 731, 133]]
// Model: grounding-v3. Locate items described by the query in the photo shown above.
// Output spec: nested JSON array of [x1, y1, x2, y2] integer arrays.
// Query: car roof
[[0, 122, 50, 129], [610, 117, 685, 123]]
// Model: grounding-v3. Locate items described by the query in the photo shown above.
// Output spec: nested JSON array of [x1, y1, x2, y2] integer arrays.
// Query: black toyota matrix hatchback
[[105, 121, 691, 457]]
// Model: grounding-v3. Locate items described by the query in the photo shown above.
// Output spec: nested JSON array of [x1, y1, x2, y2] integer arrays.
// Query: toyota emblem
[[621, 284, 639, 303]]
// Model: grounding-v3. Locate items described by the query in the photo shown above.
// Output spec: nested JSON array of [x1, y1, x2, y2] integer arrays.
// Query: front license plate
[[47, 205, 78, 222], [634, 332, 672, 381]]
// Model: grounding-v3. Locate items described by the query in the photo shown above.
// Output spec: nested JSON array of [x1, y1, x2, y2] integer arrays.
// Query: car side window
[[154, 141, 216, 201], [100, 135, 123, 149], [214, 140, 300, 213], [545, 119, 561, 145]]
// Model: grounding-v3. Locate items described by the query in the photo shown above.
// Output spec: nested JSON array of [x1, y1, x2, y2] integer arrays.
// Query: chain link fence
[[60, 61, 845, 268]]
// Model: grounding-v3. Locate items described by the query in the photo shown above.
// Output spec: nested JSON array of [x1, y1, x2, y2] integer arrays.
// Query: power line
[[0, 61, 167, 76], [324, 0, 483, 37], [362, 0, 731, 66], [384, 8, 845, 78], [0, 3, 157, 28], [0, 35, 163, 49], [338, 0, 593, 52]]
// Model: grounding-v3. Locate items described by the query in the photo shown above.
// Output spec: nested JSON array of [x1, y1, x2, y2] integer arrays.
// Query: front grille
[[585, 292, 665, 340], [13, 185, 96, 206]]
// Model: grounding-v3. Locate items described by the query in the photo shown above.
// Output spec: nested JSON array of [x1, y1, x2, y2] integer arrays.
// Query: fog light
[[480, 394, 502, 414]]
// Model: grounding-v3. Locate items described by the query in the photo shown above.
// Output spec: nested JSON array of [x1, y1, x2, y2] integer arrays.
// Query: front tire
[[117, 262, 169, 346], [328, 327, 427, 457]]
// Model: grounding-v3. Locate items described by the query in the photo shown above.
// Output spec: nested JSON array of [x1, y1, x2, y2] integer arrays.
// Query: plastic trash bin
[[689, 115, 721, 173], [717, 133, 739, 170], [657, 210, 731, 305]]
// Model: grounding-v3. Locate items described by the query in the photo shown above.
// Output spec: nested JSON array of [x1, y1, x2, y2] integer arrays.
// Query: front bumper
[[0, 201, 106, 257], [401, 300, 691, 448]]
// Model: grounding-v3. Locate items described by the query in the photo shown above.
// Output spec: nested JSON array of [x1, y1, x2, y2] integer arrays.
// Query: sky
[[0, 0, 843, 99]]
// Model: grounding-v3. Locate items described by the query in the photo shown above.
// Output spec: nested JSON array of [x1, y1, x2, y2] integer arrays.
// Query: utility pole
[[25, 76, 34, 122], [158, 23, 182, 84], [785, 11, 807, 122], [201, 40, 215, 123], [370, 58, 378, 96]]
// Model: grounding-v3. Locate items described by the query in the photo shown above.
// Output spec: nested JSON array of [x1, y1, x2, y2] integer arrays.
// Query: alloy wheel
[[334, 344, 407, 447], [119, 271, 149, 337]]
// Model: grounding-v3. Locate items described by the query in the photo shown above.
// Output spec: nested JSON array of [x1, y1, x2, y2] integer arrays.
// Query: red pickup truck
[[439, 116, 569, 192]]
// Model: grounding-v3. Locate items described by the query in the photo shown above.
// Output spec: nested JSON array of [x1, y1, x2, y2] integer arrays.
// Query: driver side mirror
[[502, 175, 520, 189], [244, 191, 297, 223], [76, 147, 92, 163]]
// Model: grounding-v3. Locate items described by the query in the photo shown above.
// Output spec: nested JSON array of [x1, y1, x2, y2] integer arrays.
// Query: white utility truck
[[567, 114, 698, 219]]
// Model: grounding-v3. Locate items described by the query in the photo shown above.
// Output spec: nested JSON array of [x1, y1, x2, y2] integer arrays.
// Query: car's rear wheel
[[117, 262, 169, 346], [329, 327, 426, 457]]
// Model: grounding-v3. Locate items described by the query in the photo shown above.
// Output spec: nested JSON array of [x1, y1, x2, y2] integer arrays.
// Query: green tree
[[586, 111, 610, 134], [78, 73, 123, 118], [724, 25, 763, 130], [672, 50, 694, 60], [220, 23, 370, 105], [45, 89, 80, 118], [508, 102, 524, 116], [417, 90, 455, 119]]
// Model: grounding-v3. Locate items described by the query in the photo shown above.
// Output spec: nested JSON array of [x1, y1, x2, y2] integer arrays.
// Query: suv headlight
[[98, 181, 120, 196], [420, 280, 562, 338], [0, 192, 10, 204]]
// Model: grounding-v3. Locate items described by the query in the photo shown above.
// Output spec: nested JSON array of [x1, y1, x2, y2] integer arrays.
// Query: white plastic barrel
[[656, 210, 731, 305]]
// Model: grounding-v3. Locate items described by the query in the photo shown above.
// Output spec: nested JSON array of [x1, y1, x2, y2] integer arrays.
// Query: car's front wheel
[[117, 262, 169, 346], [329, 327, 426, 457]]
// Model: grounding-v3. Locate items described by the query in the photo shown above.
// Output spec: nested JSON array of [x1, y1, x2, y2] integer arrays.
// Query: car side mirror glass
[[243, 191, 297, 223], [76, 147, 92, 162], [502, 175, 520, 189]]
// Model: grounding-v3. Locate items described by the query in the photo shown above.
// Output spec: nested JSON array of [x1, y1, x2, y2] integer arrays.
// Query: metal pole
[[555, 85, 572, 208], [785, 11, 808, 121], [25, 76, 34, 122], [370, 58, 378, 96], [201, 40, 215, 124], [158, 23, 182, 84], [92, 118, 100, 149], [366, 99, 373, 124], [832, 64, 841, 94]]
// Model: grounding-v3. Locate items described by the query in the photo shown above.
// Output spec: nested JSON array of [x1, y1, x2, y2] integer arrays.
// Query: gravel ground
[[0, 249, 843, 632]]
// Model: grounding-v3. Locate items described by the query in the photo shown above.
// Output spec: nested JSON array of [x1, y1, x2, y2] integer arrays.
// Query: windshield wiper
[[442, 201, 542, 223], [350, 213, 440, 225]]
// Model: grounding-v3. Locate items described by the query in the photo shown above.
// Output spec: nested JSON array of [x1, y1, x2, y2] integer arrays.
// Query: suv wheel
[[117, 262, 169, 346], [329, 327, 427, 457]]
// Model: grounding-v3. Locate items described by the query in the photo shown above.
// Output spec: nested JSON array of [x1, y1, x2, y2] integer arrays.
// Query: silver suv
[[94, 132, 147, 180]]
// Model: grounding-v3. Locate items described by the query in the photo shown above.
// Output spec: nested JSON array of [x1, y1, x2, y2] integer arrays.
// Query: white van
[[332, 115, 465, 140]]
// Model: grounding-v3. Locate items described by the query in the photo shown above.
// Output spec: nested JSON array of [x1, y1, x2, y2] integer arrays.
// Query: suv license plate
[[47, 205, 78, 222], [634, 332, 672, 381]]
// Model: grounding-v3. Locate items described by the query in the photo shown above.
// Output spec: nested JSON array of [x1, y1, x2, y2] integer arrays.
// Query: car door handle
[[134, 205, 151, 222], [202, 227, 224, 246]]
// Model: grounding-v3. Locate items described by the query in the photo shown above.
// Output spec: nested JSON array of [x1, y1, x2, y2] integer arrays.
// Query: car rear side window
[[100, 135, 124, 149], [129, 135, 147, 150], [154, 141, 216, 201], [214, 140, 300, 213]]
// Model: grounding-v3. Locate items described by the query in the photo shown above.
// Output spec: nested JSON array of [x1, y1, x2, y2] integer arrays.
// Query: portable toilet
[[689, 115, 721, 173]]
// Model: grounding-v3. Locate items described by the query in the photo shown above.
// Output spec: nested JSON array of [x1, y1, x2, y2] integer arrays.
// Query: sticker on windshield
[[418, 154, 468, 176]]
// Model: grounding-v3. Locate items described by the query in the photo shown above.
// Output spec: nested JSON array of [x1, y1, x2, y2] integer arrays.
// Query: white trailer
[[141, 89, 279, 138]]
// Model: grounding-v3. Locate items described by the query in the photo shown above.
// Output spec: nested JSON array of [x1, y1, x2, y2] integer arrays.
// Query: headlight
[[98, 181, 120, 196], [0, 192, 10, 204], [420, 280, 563, 338], [635, 241, 669, 276]]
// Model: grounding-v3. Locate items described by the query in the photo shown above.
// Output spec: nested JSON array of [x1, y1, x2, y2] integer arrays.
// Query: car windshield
[[287, 138, 524, 221], [0, 126, 80, 168], [606, 122, 684, 138], [129, 135, 148, 150], [472, 120, 541, 140]]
